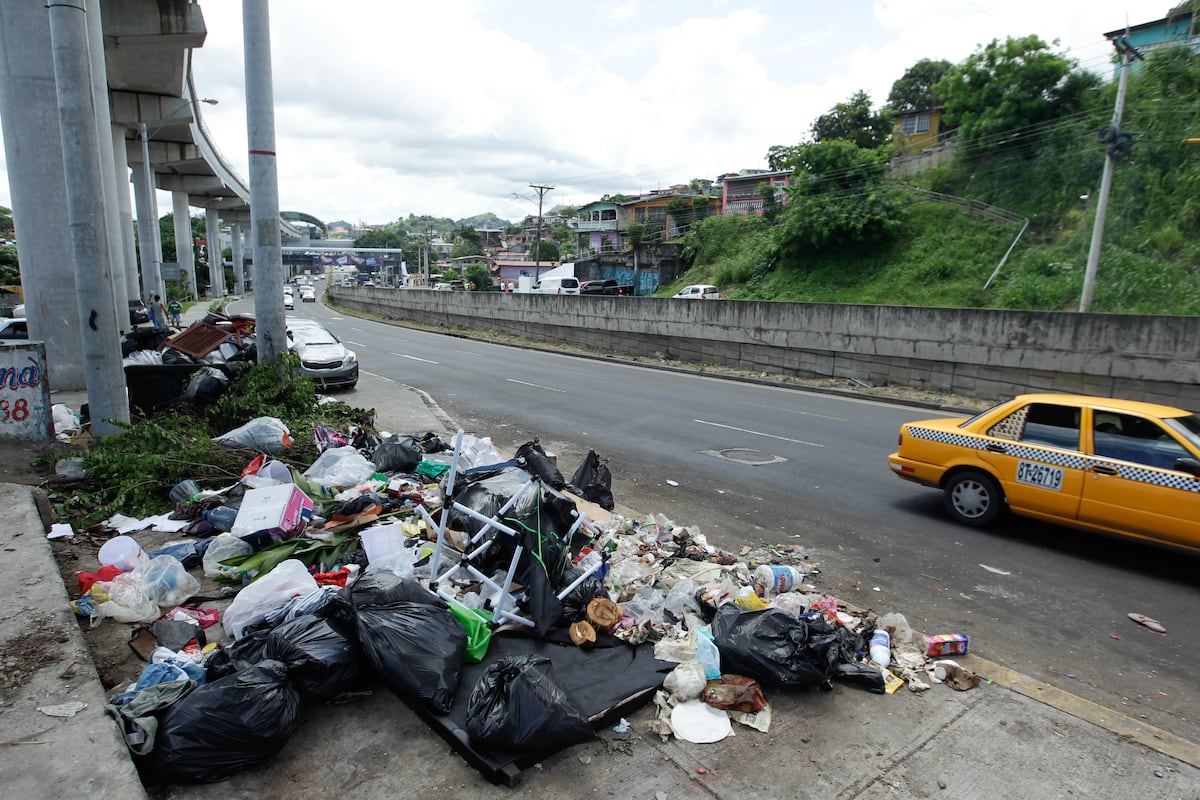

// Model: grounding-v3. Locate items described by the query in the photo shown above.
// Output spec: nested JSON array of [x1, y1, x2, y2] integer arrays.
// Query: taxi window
[[988, 402, 1080, 449], [1092, 412, 1191, 470]]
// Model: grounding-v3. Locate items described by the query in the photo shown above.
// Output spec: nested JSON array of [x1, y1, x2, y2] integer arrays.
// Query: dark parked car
[[128, 299, 150, 325], [580, 279, 634, 296]]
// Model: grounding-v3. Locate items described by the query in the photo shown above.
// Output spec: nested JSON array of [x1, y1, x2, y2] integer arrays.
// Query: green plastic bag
[[414, 459, 452, 481], [448, 600, 493, 663]]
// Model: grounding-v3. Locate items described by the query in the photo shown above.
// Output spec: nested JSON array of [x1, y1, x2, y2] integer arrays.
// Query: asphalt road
[[271, 292, 1199, 745]]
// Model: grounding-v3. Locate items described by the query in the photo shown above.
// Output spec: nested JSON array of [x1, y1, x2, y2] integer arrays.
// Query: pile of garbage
[[62, 417, 975, 784]]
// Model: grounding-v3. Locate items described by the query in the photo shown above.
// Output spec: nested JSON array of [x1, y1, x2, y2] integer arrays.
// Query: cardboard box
[[924, 633, 970, 657], [231, 483, 314, 540]]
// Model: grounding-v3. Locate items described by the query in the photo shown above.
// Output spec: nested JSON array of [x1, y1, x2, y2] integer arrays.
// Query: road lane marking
[[507, 378, 565, 393], [747, 402, 847, 422], [693, 419, 823, 447], [344, 340, 365, 347], [349, 327, 364, 332], [392, 353, 438, 364], [361, 370, 395, 383]]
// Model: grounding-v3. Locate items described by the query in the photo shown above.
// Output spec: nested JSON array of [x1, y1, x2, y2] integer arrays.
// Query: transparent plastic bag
[[664, 579, 701, 620], [622, 585, 666, 625], [96, 576, 159, 623], [302, 446, 375, 489], [214, 416, 292, 454], [223, 560, 319, 639], [133, 555, 201, 608], [203, 533, 254, 579], [663, 660, 707, 702]]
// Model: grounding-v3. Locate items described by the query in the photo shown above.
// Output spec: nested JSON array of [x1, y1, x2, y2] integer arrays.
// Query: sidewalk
[[4, 299, 1197, 798]]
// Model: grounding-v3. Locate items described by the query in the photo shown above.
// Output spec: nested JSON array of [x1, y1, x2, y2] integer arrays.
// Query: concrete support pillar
[[244, 0, 287, 363], [130, 160, 164, 303], [84, 0, 128, 333], [46, 0, 128, 432], [231, 222, 245, 293], [171, 191, 197, 300], [205, 207, 222, 298], [0, 1, 83, 388], [112, 124, 140, 308]]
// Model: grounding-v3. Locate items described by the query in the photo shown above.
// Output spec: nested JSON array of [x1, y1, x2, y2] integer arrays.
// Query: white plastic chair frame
[[418, 430, 606, 629]]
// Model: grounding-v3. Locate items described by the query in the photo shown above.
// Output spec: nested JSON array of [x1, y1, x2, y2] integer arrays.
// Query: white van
[[531, 276, 581, 295]]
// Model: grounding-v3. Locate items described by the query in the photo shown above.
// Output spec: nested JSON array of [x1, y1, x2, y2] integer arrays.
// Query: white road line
[[748, 402, 846, 422], [349, 327, 364, 332], [392, 353, 438, 364], [507, 378, 566, 393], [693, 419, 824, 447], [362, 370, 396, 383], [344, 340, 365, 347]]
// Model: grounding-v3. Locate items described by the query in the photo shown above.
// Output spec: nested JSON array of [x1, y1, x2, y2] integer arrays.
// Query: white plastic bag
[[454, 434, 505, 470], [214, 416, 292, 454], [202, 533, 254, 579], [222, 559, 319, 639], [95, 575, 159, 623], [132, 555, 201, 607], [302, 445, 376, 489], [663, 660, 707, 702]]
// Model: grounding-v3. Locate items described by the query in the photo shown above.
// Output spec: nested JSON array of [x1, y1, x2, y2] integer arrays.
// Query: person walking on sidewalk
[[167, 298, 183, 328], [152, 295, 168, 331]]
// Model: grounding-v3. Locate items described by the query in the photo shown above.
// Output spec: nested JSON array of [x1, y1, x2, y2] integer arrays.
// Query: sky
[[1, 1, 1148, 228]]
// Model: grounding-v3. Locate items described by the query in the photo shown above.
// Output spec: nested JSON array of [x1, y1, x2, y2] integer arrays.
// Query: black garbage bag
[[204, 628, 272, 683], [185, 366, 229, 406], [416, 431, 448, 453], [711, 605, 837, 690], [569, 449, 615, 511], [371, 434, 424, 473], [262, 614, 361, 700], [144, 660, 301, 784], [516, 439, 565, 489], [558, 566, 607, 623], [354, 600, 466, 714], [320, 571, 444, 632], [465, 655, 594, 753], [834, 661, 886, 693]]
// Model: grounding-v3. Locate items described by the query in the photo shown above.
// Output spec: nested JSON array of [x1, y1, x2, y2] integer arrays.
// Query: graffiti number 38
[[0, 398, 30, 423]]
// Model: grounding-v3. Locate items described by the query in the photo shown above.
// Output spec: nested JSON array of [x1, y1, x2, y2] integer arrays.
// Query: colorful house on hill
[[622, 193, 721, 241], [892, 107, 945, 153], [574, 200, 624, 255], [720, 170, 792, 216], [1105, 9, 1200, 76]]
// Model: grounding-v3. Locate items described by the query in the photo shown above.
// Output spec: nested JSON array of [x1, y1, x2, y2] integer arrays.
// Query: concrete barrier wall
[[332, 288, 1200, 407]]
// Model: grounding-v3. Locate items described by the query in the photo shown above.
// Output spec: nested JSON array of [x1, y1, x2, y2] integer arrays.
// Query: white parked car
[[673, 284, 720, 300], [284, 293, 295, 310], [531, 276, 581, 295]]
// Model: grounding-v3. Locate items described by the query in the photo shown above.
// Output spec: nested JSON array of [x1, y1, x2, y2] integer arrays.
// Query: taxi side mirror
[[1172, 457, 1200, 476]]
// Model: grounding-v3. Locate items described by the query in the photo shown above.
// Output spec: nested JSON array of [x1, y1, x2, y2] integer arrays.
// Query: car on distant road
[[580, 279, 633, 296], [673, 284, 720, 299], [531, 276, 581, 295], [128, 299, 150, 325], [300, 286, 316, 303], [285, 318, 357, 389], [888, 393, 1200, 553], [284, 292, 295, 310], [0, 318, 28, 339]]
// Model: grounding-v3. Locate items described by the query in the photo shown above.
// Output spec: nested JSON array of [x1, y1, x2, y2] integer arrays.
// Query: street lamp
[[139, 97, 218, 302]]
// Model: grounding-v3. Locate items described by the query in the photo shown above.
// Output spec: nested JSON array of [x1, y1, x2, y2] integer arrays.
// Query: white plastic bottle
[[869, 629, 891, 668]]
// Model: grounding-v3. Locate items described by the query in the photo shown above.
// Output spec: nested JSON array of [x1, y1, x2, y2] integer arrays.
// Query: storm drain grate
[[700, 448, 788, 466]]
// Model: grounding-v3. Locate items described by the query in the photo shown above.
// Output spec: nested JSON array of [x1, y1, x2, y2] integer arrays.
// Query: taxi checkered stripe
[[907, 427, 1200, 492]]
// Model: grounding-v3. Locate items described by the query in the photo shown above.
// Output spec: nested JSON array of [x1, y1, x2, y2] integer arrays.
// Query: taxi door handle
[[1090, 464, 1119, 476], [985, 443, 1007, 453]]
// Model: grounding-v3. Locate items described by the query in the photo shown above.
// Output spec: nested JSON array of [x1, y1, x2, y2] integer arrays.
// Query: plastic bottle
[[753, 564, 802, 597], [869, 629, 891, 668], [204, 505, 237, 533]]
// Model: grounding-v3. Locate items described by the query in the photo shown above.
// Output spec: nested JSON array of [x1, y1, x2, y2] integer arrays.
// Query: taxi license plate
[[1016, 460, 1063, 491]]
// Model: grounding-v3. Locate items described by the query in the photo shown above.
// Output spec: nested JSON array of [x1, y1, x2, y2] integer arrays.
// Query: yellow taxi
[[887, 393, 1200, 553]]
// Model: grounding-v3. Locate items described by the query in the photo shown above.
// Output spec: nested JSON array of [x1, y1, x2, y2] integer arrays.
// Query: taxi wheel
[[943, 470, 1003, 527]]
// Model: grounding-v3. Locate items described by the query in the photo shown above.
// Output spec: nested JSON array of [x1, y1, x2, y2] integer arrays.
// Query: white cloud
[[0, 0, 1145, 226]]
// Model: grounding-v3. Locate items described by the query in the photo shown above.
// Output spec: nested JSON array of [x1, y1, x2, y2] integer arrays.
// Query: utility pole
[[46, 0, 129, 435], [529, 183, 554, 280], [243, 0, 287, 364], [1080, 35, 1140, 312]]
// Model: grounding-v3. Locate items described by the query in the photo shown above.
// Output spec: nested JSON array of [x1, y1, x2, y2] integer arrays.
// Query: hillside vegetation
[[667, 37, 1200, 316]]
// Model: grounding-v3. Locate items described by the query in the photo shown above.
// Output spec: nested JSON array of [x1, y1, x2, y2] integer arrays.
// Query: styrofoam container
[[231, 483, 314, 539]]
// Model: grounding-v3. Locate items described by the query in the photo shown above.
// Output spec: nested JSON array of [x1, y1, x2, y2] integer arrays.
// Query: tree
[[626, 221, 646, 248], [811, 90, 892, 149], [766, 144, 803, 171], [666, 197, 692, 234], [773, 140, 903, 254], [355, 226, 406, 248], [451, 226, 484, 259], [887, 58, 953, 112], [0, 205, 13, 239], [758, 182, 782, 223], [0, 245, 18, 284], [464, 262, 493, 292], [935, 35, 1099, 157], [550, 222, 573, 247], [529, 239, 560, 262]]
